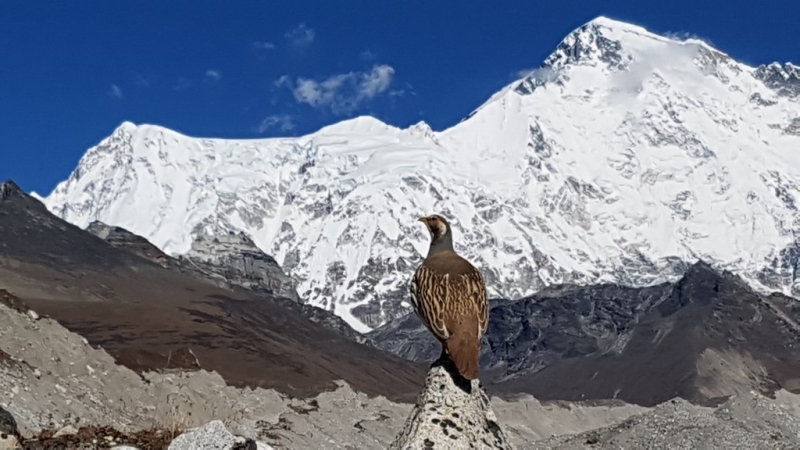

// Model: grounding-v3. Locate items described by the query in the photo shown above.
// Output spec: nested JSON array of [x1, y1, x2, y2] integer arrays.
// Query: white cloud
[[274, 75, 293, 88], [108, 84, 123, 98], [281, 64, 396, 114], [360, 50, 377, 61], [609, 41, 700, 96], [663, 31, 715, 48], [512, 66, 558, 84], [284, 22, 315, 47], [255, 114, 296, 133], [514, 67, 538, 78], [359, 64, 394, 98], [252, 41, 276, 50], [205, 69, 221, 81]]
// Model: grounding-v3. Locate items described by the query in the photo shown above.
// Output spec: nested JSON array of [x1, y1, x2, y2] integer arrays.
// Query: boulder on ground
[[389, 359, 515, 449]]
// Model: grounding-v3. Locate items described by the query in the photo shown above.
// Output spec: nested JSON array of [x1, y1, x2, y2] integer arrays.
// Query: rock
[[389, 360, 515, 449], [0, 434, 19, 450], [541, 391, 800, 449], [52, 425, 78, 438], [167, 420, 268, 450], [186, 231, 299, 302], [27, 310, 39, 321], [372, 262, 800, 408], [0, 406, 19, 450]]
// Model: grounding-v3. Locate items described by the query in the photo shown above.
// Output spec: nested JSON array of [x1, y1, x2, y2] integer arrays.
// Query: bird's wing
[[411, 260, 490, 341], [410, 264, 451, 341], [453, 268, 489, 338]]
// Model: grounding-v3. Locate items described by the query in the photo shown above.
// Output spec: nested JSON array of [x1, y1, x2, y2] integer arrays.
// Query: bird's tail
[[445, 323, 481, 380]]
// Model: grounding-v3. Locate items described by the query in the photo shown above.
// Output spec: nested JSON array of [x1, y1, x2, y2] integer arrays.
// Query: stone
[[0, 406, 19, 450], [389, 360, 515, 449], [52, 425, 78, 438], [167, 420, 269, 450], [0, 434, 19, 450]]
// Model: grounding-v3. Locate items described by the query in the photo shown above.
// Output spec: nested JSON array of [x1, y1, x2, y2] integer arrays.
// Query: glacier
[[40, 16, 800, 333]]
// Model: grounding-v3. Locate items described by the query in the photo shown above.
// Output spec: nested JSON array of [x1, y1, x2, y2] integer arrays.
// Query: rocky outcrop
[[87, 220, 301, 304], [0, 406, 20, 450], [87, 221, 171, 267], [167, 421, 269, 450], [182, 231, 366, 341], [0, 180, 25, 201], [389, 360, 515, 449], [754, 62, 800, 98], [185, 231, 299, 302], [85, 221, 365, 342]]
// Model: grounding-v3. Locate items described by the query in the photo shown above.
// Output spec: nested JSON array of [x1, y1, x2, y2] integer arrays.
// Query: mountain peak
[[541, 16, 682, 72], [117, 121, 137, 132], [314, 115, 394, 136], [41, 18, 800, 333], [585, 16, 650, 32], [0, 180, 24, 200]]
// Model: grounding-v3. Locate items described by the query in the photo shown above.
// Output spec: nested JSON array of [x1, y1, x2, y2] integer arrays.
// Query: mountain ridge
[[39, 16, 800, 333], [369, 260, 800, 407], [0, 179, 425, 399]]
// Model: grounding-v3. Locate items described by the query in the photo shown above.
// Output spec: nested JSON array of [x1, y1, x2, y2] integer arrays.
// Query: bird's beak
[[417, 216, 427, 223]]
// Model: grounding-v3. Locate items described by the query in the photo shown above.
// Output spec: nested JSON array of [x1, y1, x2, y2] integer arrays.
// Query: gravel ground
[[3, 300, 800, 449]]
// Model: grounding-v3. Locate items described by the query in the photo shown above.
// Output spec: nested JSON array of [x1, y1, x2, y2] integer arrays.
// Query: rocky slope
[[85, 220, 364, 343], [370, 261, 800, 406], [0, 180, 423, 399], [184, 231, 300, 302], [3, 291, 800, 449], [38, 17, 800, 333], [0, 291, 647, 449], [86, 220, 297, 300], [539, 392, 800, 449]]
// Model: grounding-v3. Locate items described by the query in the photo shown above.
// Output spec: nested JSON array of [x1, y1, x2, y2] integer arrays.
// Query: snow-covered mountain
[[40, 16, 800, 333]]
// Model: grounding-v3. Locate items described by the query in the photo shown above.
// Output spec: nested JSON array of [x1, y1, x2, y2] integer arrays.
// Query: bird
[[409, 214, 489, 380]]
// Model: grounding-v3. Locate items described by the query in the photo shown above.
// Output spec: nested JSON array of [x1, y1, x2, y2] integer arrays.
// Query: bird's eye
[[1, 433, 7, 439]]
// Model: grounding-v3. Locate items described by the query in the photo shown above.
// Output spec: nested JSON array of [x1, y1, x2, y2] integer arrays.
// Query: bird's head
[[418, 214, 451, 241]]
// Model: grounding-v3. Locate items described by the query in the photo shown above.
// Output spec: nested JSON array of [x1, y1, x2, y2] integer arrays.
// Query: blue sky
[[2, 1, 799, 195]]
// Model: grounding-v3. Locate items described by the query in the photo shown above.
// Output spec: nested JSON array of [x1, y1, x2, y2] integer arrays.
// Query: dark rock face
[[370, 262, 800, 406], [84, 221, 363, 342], [754, 62, 800, 98], [185, 231, 300, 302], [543, 22, 626, 71], [511, 263, 800, 406], [0, 404, 19, 438], [369, 282, 673, 382], [0, 180, 25, 201], [758, 238, 800, 298], [86, 221, 171, 266]]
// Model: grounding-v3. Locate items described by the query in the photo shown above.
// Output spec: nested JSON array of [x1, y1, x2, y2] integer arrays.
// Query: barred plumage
[[410, 214, 489, 380]]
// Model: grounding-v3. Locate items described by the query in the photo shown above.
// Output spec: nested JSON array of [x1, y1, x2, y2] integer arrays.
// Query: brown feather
[[410, 249, 489, 380], [444, 317, 481, 380]]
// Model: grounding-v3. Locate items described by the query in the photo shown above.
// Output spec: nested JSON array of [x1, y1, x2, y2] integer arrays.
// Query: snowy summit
[[41, 17, 800, 333]]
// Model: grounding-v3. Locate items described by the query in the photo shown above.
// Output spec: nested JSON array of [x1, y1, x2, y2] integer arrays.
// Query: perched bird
[[410, 214, 489, 380]]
